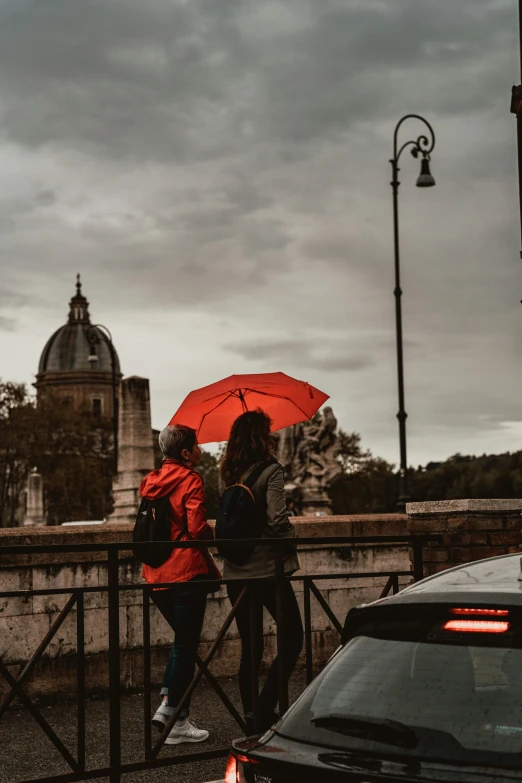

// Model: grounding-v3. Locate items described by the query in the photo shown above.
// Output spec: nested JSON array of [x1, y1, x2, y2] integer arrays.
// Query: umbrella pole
[[238, 389, 248, 413]]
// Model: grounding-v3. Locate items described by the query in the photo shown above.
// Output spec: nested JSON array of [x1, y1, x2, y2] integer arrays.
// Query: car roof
[[378, 552, 522, 608]]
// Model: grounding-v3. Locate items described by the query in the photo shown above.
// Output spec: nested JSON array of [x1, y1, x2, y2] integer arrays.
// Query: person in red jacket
[[141, 424, 220, 745]]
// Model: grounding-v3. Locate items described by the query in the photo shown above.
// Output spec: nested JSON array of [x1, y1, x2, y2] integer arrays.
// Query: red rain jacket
[[140, 459, 221, 586]]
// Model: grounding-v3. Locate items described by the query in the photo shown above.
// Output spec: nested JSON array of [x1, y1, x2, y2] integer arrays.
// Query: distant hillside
[[329, 446, 522, 515], [408, 451, 522, 503]]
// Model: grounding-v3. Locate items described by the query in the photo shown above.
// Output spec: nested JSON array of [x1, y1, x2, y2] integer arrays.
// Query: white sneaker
[[151, 701, 171, 731], [165, 718, 209, 745]]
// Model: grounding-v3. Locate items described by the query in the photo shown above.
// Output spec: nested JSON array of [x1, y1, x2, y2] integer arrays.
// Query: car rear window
[[277, 604, 522, 770]]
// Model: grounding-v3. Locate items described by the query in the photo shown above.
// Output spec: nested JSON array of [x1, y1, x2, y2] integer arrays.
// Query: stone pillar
[[407, 499, 522, 579], [108, 376, 154, 524], [23, 467, 46, 527], [300, 480, 333, 516]]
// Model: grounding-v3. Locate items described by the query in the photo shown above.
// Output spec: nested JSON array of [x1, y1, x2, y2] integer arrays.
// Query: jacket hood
[[139, 460, 194, 499]]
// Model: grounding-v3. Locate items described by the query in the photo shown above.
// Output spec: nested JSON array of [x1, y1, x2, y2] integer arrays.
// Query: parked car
[[226, 552, 522, 782]]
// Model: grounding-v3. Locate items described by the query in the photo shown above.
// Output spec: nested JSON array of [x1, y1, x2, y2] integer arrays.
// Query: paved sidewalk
[[0, 673, 307, 783]]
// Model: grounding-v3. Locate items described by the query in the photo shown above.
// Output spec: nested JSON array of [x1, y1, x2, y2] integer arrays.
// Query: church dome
[[38, 276, 121, 376]]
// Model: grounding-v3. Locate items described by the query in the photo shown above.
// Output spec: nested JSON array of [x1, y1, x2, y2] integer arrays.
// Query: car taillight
[[225, 752, 260, 783], [444, 619, 510, 633], [225, 753, 238, 783], [450, 608, 509, 617], [444, 607, 511, 633]]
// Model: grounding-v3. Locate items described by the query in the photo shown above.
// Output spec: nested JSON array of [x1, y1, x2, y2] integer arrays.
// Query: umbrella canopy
[[169, 372, 329, 444]]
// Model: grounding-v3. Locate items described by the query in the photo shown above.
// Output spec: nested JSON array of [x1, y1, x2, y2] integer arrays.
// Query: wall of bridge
[[0, 515, 409, 701]]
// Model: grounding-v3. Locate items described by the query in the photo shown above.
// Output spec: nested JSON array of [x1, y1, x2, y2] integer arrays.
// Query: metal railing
[[0, 535, 436, 783]]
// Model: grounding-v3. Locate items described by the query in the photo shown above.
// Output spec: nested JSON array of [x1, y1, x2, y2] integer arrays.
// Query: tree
[[197, 451, 221, 520], [152, 429, 162, 469], [336, 430, 373, 473], [0, 381, 35, 526], [408, 451, 522, 503], [33, 397, 114, 524], [327, 429, 398, 513], [0, 380, 115, 526]]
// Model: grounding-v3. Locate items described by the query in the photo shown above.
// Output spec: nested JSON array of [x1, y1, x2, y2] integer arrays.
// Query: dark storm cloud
[[237, 0, 514, 146], [0, 0, 514, 162], [224, 337, 374, 373], [315, 354, 374, 372], [0, 0, 520, 466], [0, 0, 247, 161]]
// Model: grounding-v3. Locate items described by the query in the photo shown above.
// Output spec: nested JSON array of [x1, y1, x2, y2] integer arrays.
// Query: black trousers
[[227, 580, 303, 719]]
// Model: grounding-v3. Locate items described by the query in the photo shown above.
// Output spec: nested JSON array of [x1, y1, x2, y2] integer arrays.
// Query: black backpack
[[132, 495, 173, 568], [216, 460, 274, 565]]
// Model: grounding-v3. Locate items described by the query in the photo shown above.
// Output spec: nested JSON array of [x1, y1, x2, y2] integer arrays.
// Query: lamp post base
[[396, 497, 410, 513]]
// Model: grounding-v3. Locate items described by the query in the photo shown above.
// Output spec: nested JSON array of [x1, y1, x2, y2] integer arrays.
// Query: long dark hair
[[220, 409, 274, 486]]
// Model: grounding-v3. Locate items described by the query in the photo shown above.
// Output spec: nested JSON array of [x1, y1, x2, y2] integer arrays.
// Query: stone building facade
[[34, 275, 122, 418], [21, 276, 155, 527]]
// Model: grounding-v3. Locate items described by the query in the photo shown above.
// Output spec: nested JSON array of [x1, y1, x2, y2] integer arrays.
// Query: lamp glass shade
[[416, 157, 435, 188]]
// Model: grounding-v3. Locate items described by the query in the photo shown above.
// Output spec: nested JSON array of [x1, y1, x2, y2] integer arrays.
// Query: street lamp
[[390, 114, 436, 509], [509, 1, 522, 260], [86, 324, 119, 474]]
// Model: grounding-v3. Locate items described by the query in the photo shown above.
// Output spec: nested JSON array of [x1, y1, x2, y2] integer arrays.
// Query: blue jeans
[[151, 586, 207, 719]]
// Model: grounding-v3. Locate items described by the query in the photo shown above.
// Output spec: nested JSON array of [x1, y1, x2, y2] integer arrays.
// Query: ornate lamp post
[[86, 324, 119, 473], [390, 114, 436, 508], [510, 1, 522, 263]]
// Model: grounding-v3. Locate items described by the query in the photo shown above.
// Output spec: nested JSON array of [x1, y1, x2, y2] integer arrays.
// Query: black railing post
[[142, 588, 152, 759], [303, 578, 313, 685], [275, 549, 289, 716], [412, 539, 425, 582], [76, 593, 86, 770], [107, 548, 121, 783]]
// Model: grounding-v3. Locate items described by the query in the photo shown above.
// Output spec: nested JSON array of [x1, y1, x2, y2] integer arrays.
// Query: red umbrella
[[169, 372, 329, 444]]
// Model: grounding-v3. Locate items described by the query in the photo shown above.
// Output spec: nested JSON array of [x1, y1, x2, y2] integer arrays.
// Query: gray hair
[[159, 424, 197, 460]]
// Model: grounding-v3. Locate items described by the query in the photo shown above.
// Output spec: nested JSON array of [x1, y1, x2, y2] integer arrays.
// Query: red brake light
[[225, 752, 260, 783], [450, 608, 509, 617], [225, 754, 237, 783], [235, 754, 260, 765], [444, 619, 510, 633]]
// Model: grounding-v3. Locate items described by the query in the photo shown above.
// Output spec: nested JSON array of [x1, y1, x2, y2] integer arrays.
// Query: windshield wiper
[[311, 713, 418, 749]]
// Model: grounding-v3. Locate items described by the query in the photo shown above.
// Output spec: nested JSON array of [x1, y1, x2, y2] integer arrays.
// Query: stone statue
[[275, 406, 342, 515], [23, 467, 46, 527]]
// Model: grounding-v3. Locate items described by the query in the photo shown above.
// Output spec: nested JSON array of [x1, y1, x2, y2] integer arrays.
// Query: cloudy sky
[[0, 0, 520, 468]]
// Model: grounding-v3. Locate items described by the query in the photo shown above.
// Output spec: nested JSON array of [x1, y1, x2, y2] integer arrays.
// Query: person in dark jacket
[[142, 424, 220, 745], [219, 410, 303, 735]]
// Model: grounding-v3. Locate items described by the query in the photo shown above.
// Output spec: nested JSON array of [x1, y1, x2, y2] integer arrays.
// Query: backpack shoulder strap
[[155, 492, 188, 538], [243, 459, 276, 490], [224, 483, 255, 502]]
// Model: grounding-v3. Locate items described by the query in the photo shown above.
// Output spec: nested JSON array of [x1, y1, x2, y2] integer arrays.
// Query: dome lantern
[[68, 273, 91, 325]]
